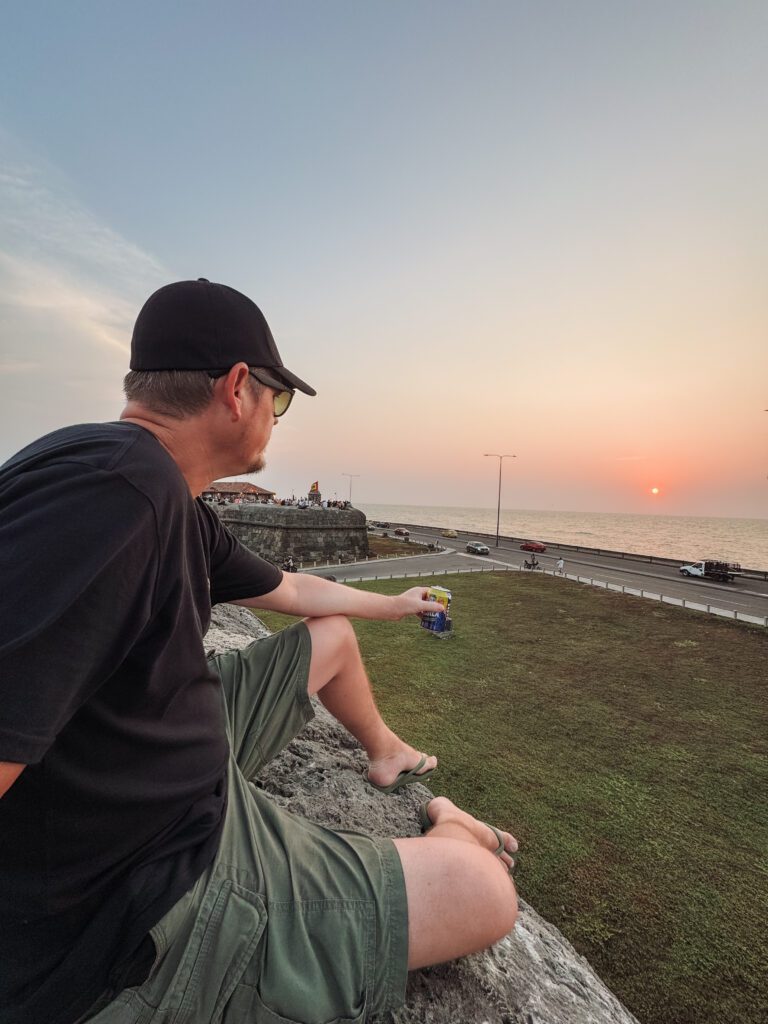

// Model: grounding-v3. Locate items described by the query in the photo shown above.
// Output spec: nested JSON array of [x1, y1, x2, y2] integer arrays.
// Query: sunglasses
[[247, 369, 294, 417], [208, 367, 295, 417]]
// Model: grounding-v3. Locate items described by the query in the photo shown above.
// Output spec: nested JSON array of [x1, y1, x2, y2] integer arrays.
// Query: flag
[[309, 481, 319, 493]]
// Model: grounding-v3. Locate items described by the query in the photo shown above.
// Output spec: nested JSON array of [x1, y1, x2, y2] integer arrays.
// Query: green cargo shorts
[[88, 621, 409, 1023]]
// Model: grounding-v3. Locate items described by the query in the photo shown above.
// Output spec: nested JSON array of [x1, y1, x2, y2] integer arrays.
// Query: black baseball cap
[[130, 278, 316, 396]]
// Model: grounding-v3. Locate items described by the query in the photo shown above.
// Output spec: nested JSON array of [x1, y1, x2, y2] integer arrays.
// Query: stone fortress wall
[[219, 504, 368, 564]]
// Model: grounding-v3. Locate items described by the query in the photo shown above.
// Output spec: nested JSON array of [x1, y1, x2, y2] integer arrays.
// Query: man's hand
[[388, 586, 445, 621]]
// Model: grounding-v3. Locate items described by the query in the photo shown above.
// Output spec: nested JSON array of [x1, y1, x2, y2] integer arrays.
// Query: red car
[[520, 541, 547, 553]]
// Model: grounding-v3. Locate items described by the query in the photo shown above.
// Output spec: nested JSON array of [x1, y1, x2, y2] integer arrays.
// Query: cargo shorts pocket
[[132, 878, 267, 1024], [224, 898, 374, 1024]]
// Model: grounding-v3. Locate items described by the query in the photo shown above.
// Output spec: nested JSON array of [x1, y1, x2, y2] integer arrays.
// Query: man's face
[[239, 379, 279, 474]]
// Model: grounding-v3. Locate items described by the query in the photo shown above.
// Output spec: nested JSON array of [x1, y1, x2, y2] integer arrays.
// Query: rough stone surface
[[220, 504, 369, 564], [208, 604, 640, 1024]]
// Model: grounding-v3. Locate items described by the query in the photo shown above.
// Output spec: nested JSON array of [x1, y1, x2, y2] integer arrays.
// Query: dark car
[[394, 528, 410, 537], [466, 541, 490, 555], [374, 521, 390, 528], [520, 541, 547, 553]]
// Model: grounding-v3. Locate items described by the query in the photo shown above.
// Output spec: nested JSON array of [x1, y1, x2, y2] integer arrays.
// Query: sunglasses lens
[[274, 391, 292, 416]]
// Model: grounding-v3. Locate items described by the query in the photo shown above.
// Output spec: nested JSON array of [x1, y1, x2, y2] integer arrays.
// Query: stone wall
[[219, 504, 368, 564]]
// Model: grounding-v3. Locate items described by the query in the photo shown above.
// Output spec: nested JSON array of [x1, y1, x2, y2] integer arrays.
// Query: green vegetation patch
[[366, 534, 428, 557], [255, 571, 768, 1024]]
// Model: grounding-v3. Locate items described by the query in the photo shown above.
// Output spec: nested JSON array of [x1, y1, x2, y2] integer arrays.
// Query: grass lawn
[[255, 571, 768, 1024]]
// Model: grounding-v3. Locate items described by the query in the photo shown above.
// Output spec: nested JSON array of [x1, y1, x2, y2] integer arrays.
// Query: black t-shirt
[[0, 422, 282, 1024]]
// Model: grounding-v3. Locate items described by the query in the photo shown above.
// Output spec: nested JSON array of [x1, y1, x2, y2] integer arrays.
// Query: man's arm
[[232, 572, 437, 622], [0, 762, 25, 798]]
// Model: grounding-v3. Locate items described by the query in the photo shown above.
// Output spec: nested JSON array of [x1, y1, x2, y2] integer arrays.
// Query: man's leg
[[304, 615, 437, 788], [305, 618, 517, 963], [394, 796, 519, 968]]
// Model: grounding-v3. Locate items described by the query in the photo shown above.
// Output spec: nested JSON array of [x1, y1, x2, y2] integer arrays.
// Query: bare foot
[[422, 796, 518, 873], [366, 742, 437, 789]]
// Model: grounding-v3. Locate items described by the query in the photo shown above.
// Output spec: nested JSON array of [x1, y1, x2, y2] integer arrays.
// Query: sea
[[357, 504, 768, 571]]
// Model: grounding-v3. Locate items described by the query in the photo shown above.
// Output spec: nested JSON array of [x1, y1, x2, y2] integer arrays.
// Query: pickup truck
[[678, 560, 742, 583]]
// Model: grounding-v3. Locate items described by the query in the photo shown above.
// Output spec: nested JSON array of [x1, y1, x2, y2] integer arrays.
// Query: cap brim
[[271, 366, 316, 397]]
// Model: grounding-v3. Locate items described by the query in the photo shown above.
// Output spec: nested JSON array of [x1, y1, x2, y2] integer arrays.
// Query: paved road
[[304, 523, 768, 623]]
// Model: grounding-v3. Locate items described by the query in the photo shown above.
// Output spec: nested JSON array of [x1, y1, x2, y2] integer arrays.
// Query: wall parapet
[[219, 504, 368, 564]]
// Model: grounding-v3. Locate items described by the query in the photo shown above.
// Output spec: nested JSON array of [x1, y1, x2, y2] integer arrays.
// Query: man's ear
[[218, 364, 251, 420]]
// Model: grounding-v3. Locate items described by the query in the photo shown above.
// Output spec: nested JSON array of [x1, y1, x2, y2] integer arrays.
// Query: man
[[0, 279, 517, 1024]]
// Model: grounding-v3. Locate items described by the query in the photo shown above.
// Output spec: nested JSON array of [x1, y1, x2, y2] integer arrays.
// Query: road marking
[[457, 553, 517, 568]]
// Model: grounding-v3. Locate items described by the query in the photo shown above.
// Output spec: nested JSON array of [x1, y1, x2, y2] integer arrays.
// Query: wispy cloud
[[0, 149, 168, 358], [0, 360, 40, 374], [0, 162, 165, 285], [0, 137, 172, 453]]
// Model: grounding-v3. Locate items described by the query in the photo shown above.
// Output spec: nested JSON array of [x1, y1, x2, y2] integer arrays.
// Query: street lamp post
[[483, 453, 516, 547], [341, 473, 360, 503]]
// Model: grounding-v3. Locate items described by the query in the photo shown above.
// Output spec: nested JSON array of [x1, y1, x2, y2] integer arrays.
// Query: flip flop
[[418, 801, 517, 875], [418, 801, 433, 833], [366, 754, 436, 794]]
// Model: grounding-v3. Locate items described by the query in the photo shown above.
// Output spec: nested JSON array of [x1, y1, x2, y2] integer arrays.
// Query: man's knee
[[396, 840, 517, 970], [305, 615, 360, 694], [462, 848, 518, 941], [485, 858, 518, 939], [305, 613, 357, 653]]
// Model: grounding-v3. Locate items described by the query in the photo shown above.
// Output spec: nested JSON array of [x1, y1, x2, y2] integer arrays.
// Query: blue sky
[[1, 1, 766, 515]]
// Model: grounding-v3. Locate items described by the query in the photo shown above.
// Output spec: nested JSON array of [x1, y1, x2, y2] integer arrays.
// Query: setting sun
[[651, 487, 660, 495]]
